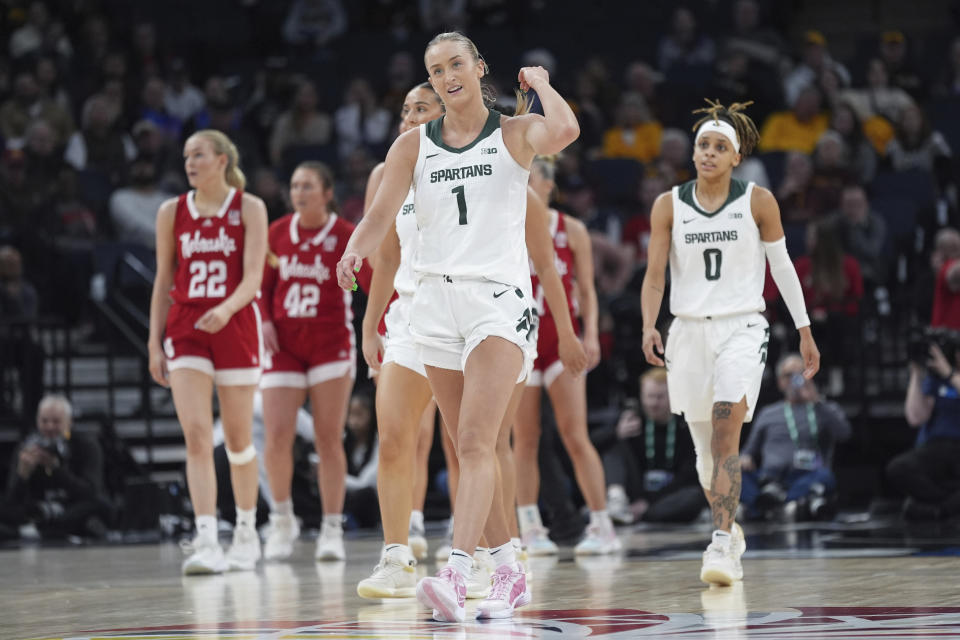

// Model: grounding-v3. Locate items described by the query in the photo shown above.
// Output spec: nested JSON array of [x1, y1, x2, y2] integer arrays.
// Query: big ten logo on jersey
[[481, 146, 498, 155], [228, 208, 241, 225], [401, 203, 415, 216]]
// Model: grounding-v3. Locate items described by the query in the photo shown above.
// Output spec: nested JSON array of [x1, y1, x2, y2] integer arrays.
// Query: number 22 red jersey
[[530, 209, 577, 320], [259, 213, 372, 326], [170, 188, 246, 309]]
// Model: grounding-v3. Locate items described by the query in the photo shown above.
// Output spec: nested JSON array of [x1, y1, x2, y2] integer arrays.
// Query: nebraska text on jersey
[[278, 255, 331, 285], [180, 227, 238, 258]]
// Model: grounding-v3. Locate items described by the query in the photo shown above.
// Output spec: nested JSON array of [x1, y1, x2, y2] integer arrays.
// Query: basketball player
[[641, 100, 820, 585], [258, 162, 370, 562], [337, 32, 584, 621], [148, 130, 268, 575], [514, 156, 620, 556]]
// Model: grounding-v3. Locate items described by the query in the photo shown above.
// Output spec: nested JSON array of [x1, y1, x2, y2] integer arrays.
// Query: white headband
[[696, 119, 740, 153]]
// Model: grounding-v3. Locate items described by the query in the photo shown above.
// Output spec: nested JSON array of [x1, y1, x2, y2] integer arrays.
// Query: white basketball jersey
[[668, 178, 766, 318], [412, 110, 531, 294], [394, 188, 418, 297]]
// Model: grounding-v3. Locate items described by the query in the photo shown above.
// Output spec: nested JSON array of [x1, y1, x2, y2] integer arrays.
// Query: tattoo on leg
[[708, 454, 741, 530], [713, 402, 733, 421]]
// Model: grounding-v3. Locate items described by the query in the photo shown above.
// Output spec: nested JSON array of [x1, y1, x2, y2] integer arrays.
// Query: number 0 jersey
[[412, 109, 532, 295], [668, 178, 766, 318], [170, 188, 246, 308], [260, 212, 366, 326]]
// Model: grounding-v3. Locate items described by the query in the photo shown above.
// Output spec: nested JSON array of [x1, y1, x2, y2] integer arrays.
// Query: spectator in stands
[[783, 30, 851, 108], [794, 219, 864, 395], [886, 103, 952, 173], [601, 92, 662, 163], [829, 101, 877, 184], [808, 130, 855, 215], [269, 79, 333, 168], [138, 77, 182, 146], [380, 51, 416, 118], [571, 71, 607, 151], [0, 70, 73, 147], [656, 7, 716, 73], [283, 0, 348, 48], [655, 128, 693, 185], [709, 45, 782, 129], [724, 0, 784, 72], [343, 390, 379, 529], [188, 80, 263, 175], [835, 184, 889, 287], [776, 151, 815, 222], [35, 56, 70, 114], [931, 226, 960, 330], [108, 155, 173, 249], [64, 94, 136, 183], [251, 168, 288, 222], [759, 84, 829, 154], [0, 245, 44, 427], [130, 22, 162, 79], [0, 150, 36, 233], [23, 120, 66, 204], [912, 227, 960, 326], [623, 61, 664, 123], [841, 58, 915, 139], [876, 30, 927, 102], [334, 78, 392, 160], [591, 367, 703, 525], [163, 58, 205, 124], [623, 172, 668, 266], [4, 395, 111, 538], [932, 36, 960, 97], [8, 1, 73, 61], [131, 119, 182, 194], [418, 0, 467, 33], [740, 354, 851, 521], [887, 342, 960, 520]]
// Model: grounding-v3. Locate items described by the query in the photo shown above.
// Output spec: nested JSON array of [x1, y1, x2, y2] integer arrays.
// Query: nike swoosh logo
[[747, 323, 759, 327], [426, 153, 440, 158], [682, 217, 697, 224], [493, 289, 510, 298]]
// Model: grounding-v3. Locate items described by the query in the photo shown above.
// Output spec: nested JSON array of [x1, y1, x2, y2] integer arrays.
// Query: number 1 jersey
[[260, 212, 366, 326], [411, 109, 531, 296], [668, 178, 766, 319], [170, 188, 246, 308]]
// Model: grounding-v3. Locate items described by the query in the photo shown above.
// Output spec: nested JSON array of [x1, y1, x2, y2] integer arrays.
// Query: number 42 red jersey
[[259, 213, 371, 325], [170, 188, 246, 308]]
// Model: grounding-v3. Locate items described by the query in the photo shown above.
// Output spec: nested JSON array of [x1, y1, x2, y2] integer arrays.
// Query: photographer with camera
[[886, 333, 960, 520], [2, 394, 111, 539], [739, 354, 852, 521]]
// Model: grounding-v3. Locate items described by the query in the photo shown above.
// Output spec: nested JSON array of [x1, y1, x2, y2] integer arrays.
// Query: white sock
[[409, 510, 425, 531], [712, 530, 732, 550], [446, 548, 473, 577], [511, 536, 522, 552], [590, 509, 612, 530], [517, 504, 543, 534], [273, 499, 293, 518], [489, 541, 517, 569], [195, 515, 217, 540], [323, 514, 343, 530], [235, 507, 256, 530], [384, 543, 412, 562]]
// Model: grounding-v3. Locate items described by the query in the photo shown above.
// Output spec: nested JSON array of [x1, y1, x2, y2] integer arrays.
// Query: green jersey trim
[[425, 109, 502, 154], [677, 178, 748, 218]]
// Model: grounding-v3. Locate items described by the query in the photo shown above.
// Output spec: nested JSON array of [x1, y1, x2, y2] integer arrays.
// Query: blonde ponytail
[[193, 129, 246, 190]]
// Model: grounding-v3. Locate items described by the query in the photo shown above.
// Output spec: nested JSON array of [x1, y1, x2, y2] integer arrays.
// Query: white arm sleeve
[[764, 237, 810, 329]]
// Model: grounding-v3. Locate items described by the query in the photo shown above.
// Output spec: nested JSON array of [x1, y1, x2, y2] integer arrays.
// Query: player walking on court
[[258, 162, 370, 562], [148, 130, 269, 575], [337, 32, 583, 621], [513, 156, 620, 556], [641, 100, 820, 585]]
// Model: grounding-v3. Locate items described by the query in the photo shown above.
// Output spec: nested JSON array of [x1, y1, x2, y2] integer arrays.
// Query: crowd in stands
[[1, 0, 959, 536]]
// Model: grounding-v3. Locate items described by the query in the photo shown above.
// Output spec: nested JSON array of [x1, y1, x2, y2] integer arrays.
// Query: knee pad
[[226, 444, 257, 465], [687, 420, 714, 490]]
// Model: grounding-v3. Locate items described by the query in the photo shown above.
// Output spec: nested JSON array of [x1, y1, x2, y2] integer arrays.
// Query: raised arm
[[753, 185, 820, 379], [526, 188, 587, 377], [566, 214, 601, 369], [502, 67, 580, 167], [641, 192, 673, 367], [147, 198, 179, 387], [337, 129, 418, 289]]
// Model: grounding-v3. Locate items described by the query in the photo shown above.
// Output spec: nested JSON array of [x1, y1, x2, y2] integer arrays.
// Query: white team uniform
[[664, 178, 770, 423], [409, 110, 536, 381], [382, 188, 427, 377]]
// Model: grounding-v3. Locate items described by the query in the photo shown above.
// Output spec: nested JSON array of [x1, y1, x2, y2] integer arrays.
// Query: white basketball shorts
[[382, 294, 427, 378]]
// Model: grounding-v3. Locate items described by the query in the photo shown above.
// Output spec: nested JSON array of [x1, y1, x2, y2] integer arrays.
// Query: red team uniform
[[527, 210, 580, 388], [259, 213, 371, 388], [163, 188, 263, 385]]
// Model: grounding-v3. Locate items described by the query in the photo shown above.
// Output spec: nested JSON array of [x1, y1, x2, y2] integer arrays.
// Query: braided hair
[[691, 99, 760, 157]]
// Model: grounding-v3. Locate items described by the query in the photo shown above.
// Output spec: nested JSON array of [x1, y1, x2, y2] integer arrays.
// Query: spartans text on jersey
[[429, 164, 493, 183], [683, 230, 739, 244]]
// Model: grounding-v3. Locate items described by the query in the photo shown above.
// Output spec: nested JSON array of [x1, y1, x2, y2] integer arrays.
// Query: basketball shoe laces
[[488, 565, 519, 602]]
